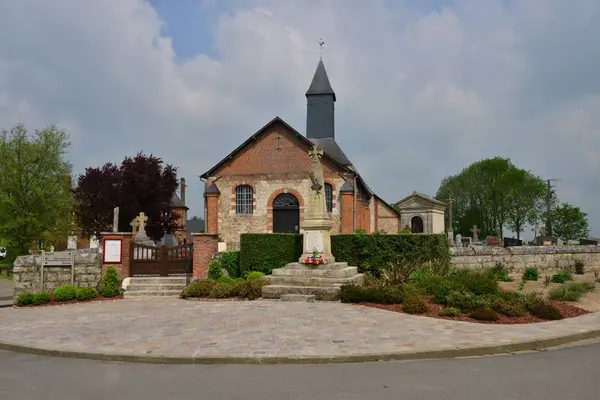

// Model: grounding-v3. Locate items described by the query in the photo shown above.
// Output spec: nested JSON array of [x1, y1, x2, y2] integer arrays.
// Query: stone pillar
[[100, 232, 133, 279], [205, 193, 220, 234], [191, 233, 218, 278], [340, 191, 354, 233]]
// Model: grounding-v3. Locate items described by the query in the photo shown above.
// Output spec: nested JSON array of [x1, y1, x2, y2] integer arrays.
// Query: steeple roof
[[305, 60, 336, 101]]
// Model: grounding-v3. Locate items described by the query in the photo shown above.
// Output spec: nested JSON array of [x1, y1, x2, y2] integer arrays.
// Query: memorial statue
[[305, 146, 329, 221]]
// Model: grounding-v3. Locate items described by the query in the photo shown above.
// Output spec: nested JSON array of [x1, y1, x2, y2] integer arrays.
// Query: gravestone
[[580, 238, 599, 246], [486, 236, 501, 246], [461, 237, 472, 247], [503, 237, 523, 247]]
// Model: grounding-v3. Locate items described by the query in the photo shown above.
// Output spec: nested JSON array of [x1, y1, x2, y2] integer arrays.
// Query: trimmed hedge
[[239, 233, 303, 275], [331, 232, 451, 276]]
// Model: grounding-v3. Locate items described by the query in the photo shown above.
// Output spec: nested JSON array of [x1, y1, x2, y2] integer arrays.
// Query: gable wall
[[376, 198, 400, 233]]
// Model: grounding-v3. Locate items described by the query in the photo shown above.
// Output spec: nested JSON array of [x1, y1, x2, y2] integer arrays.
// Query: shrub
[[220, 251, 241, 278], [492, 298, 524, 317], [181, 279, 216, 298], [100, 265, 121, 298], [445, 291, 491, 312], [381, 286, 404, 304], [340, 284, 404, 304], [246, 271, 265, 281], [17, 292, 34, 306], [246, 279, 269, 300], [402, 295, 428, 314], [217, 275, 237, 285], [239, 233, 303, 276], [517, 292, 544, 311], [32, 292, 51, 305], [340, 284, 368, 303], [411, 271, 458, 304], [452, 269, 499, 295], [530, 303, 562, 320], [469, 308, 499, 321], [439, 307, 461, 317], [232, 281, 250, 298], [548, 282, 595, 302], [331, 232, 451, 277], [490, 263, 514, 282], [76, 287, 98, 301], [209, 283, 234, 299], [53, 285, 78, 302], [574, 260, 585, 275], [523, 267, 539, 281], [207, 259, 224, 280], [551, 271, 572, 284]]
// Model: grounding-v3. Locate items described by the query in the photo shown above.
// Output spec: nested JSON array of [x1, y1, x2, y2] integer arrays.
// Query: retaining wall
[[451, 245, 600, 273]]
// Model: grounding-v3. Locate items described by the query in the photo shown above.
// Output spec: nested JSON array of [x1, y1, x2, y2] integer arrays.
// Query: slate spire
[[306, 59, 336, 139]]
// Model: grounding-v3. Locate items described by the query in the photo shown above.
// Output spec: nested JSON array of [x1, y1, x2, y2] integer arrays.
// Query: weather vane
[[319, 38, 325, 59]]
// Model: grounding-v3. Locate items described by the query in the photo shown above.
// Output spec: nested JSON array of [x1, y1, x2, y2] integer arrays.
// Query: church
[[199, 58, 446, 250]]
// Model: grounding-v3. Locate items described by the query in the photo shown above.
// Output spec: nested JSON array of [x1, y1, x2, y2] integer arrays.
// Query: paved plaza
[[1, 299, 600, 363]]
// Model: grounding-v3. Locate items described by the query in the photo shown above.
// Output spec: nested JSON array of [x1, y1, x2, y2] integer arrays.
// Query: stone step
[[126, 283, 185, 291], [280, 294, 315, 302], [128, 277, 188, 285], [261, 285, 341, 301], [285, 262, 349, 270], [123, 290, 181, 299], [263, 274, 363, 287], [272, 266, 359, 278]]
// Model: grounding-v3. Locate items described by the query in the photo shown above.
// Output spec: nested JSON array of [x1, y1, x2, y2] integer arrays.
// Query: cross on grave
[[130, 212, 148, 235]]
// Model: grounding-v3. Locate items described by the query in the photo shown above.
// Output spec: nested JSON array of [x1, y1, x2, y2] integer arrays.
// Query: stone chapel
[[199, 58, 444, 250]]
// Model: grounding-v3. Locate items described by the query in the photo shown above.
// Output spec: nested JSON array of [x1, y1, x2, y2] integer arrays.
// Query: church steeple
[[305, 58, 336, 140]]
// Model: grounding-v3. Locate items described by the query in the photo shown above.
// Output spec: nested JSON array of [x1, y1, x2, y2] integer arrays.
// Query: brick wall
[[172, 206, 188, 243], [100, 233, 133, 279], [376, 199, 400, 233], [191, 233, 218, 278]]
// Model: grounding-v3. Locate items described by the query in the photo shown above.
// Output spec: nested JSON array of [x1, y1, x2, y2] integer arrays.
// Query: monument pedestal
[[299, 218, 335, 264]]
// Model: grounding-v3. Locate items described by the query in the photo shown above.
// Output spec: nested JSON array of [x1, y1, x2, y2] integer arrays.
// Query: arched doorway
[[273, 193, 300, 234], [411, 216, 424, 233]]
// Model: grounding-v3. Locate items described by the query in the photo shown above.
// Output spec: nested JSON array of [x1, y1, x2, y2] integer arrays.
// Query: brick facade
[[191, 233, 218, 278], [100, 233, 133, 279], [203, 120, 401, 248]]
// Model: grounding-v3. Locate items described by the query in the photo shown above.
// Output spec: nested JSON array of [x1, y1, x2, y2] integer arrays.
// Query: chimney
[[180, 177, 186, 205]]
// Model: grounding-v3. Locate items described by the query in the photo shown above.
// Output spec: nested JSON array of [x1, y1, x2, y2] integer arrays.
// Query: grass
[[548, 282, 595, 302]]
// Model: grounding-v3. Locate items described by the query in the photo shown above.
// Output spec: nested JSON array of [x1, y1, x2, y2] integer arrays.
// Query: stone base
[[280, 294, 315, 302], [262, 262, 363, 301]]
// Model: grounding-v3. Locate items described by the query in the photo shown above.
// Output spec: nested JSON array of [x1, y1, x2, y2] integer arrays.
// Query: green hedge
[[331, 232, 451, 276], [239, 234, 303, 275]]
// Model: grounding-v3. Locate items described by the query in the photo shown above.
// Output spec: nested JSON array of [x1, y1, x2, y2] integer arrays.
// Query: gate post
[[100, 232, 133, 278], [191, 233, 218, 278]]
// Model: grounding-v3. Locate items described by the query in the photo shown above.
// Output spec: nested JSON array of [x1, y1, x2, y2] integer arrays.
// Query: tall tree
[[503, 169, 547, 239], [0, 124, 73, 257], [73, 152, 179, 241], [551, 203, 589, 241], [436, 157, 547, 239]]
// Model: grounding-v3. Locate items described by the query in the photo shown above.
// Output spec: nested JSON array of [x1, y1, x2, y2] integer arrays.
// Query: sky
[[1, 0, 599, 239]]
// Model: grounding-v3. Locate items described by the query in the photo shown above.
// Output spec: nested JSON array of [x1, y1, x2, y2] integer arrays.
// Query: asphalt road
[[1, 342, 599, 400]]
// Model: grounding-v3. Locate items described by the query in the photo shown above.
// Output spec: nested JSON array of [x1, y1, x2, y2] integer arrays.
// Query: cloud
[[0, 0, 599, 237]]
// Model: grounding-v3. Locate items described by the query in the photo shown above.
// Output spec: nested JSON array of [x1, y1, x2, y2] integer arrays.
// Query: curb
[[1, 328, 600, 365]]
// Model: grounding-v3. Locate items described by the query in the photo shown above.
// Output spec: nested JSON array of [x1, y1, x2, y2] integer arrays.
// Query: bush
[[452, 269, 499, 295], [340, 284, 367, 303], [207, 259, 224, 280], [530, 303, 563, 320], [551, 271, 573, 284], [246, 271, 265, 281], [209, 283, 234, 299], [490, 263, 514, 282], [492, 298, 524, 317], [402, 295, 428, 314], [100, 265, 121, 298], [217, 275, 237, 285], [548, 282, 595, 302], [32, 292, 51, 305], [239, 233, 303, 276], [17, 292, 34, 306], [412, 272, 459, 304], [439, 307, 461, 317], [574, 260, 585, 275], [469, 308, 499, 321], [220, 251, 241, 278], [331, 232, 451, 277], [76, 287, 98, 301], [181, 279, 216, 298], [246, 279, 269, 300], [523, 267, 539, 281], [53, 285, 78, 302], [339, 284, 404, 304]]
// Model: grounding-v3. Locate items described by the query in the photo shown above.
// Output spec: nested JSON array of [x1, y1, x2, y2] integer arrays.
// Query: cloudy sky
[[1, 0, 599, 238]]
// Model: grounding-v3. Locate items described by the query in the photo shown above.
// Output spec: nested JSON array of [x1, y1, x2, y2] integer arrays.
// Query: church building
[[200, 59, 405, 250]]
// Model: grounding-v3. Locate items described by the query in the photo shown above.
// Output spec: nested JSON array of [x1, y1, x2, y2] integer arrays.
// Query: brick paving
[[1, 299, 600, 363]]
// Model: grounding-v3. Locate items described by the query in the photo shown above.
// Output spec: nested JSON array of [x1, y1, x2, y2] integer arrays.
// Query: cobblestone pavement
[[1, 299, 600, 363]]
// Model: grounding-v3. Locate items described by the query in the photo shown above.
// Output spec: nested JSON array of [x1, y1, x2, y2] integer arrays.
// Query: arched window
[[235, 185, 253, 214], [324, 183, 333, 213]]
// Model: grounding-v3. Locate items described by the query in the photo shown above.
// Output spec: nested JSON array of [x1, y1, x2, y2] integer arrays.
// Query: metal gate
[[129, 242, 193, 277]]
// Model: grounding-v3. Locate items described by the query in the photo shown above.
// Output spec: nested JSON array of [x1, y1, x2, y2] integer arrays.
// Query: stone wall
[[451, 245, 600, 273], [13, 249, 102, 301]]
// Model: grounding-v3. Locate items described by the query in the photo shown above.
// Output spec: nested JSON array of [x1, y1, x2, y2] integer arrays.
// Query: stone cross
[[306, 145, 327, 220], [470, 225, 480, 242], [112, 207, 119, 233], [130, 212, 148, 235]]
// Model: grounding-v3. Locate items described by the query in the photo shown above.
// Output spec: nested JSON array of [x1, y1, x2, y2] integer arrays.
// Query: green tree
[[0, 124, 73, 257], [503, 169, 547, 239], [551, 203, 589, 241]]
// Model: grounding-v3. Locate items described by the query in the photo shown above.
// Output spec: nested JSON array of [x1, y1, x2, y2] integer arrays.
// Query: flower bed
[[17, 293, 123, 308]]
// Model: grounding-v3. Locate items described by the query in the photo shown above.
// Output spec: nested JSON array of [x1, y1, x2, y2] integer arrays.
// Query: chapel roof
[[170, 193, 188, 209], [305, 59, 336, 101]]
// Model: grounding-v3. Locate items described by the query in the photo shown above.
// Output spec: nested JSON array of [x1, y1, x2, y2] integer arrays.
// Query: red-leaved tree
[[73, 152, 179, 241]]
